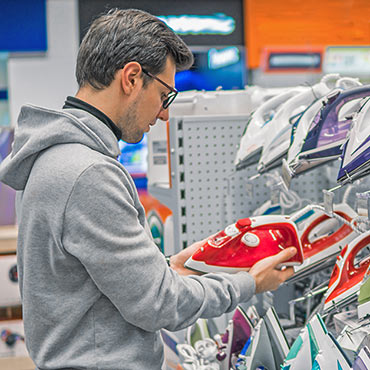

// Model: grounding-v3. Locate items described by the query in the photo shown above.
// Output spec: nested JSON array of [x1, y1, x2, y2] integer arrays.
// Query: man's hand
[[168, 239, 207, 276], [249, 247, 297, 293]]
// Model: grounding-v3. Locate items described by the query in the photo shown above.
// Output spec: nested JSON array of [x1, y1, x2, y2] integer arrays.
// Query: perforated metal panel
[[151, 114, 333, 253], [182, 116, 245, 238]]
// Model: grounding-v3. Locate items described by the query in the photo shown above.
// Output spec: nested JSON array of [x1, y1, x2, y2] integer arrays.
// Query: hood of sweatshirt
[[0, 104, 120, 190]]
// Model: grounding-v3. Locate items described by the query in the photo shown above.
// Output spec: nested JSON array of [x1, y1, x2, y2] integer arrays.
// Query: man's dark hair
[[76, 8, 194, 89]]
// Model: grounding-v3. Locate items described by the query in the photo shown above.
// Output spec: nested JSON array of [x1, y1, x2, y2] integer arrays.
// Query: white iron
[[264, 307, 290, 369], [235, 87, 306, 171]]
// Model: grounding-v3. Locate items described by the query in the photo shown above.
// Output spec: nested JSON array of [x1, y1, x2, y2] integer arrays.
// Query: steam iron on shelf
[[324, 230, 370, 313], [185, 215, 304, 274], [353, 346, 370, 370], [160, 329, 181, 368], [186, 318, 218, 348], [235, 87, 305, 171], [257, 75, 341, 175], [287, 76, 362, 177], [281, 321, 318, 369], [264, 307, 290, 369], [288, 85, 370, 177], [358, 265, 370, 319], [337, 97, 370, 185], [217, 306, 254, 370], [283, 314, 351, 370], [235, 318, 275, 370], [291, 203, 358, 280], [310, 315, 352, 370]]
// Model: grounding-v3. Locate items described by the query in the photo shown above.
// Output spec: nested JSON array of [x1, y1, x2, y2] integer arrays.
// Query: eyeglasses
[[142, 68, 178, 110]]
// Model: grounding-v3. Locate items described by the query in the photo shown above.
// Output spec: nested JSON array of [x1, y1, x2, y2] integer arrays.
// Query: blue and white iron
[[337, 97, 370, 185], [235, 87, 306, 171], [257, 75, 341, 174], [287, 76, 362, 177], [161, 329, 181, 369], [289, 85, 370, 176], [235, 318, 275, 370]]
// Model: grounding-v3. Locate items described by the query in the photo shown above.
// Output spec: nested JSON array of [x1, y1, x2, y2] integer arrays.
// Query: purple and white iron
[[289, 85, 370, 176], [353, 346, 370, 370], [337, 97, 370, 185], [217, 305, 254, 369], [287, 76, 362, 177]]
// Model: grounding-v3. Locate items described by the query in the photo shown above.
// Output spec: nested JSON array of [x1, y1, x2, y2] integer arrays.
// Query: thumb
[[272, 247, 297, 267]]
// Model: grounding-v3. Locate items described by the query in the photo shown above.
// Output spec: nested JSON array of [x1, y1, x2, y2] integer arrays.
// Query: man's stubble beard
[[117, 99, 143, 144]]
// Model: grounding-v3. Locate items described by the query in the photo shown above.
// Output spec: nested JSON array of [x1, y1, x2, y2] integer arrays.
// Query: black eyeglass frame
[[142, 68, 178, 110]]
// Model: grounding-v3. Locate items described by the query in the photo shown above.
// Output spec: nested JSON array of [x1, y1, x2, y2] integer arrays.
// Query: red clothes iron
[[185, 215, 304, 274], [324, 230, 370, 312], [292, 204, 358, 280]]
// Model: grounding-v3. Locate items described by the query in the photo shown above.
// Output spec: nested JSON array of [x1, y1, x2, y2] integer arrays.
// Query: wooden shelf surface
[[0, 225, 18, 254], [0, 356, 34, 370]]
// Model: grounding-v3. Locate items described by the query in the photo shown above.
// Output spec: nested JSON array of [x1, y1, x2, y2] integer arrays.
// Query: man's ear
[[120, 62, 142, 95]]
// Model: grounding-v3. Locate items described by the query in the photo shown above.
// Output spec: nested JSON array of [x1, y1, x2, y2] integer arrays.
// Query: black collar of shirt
[[62, 96, 122, 141]]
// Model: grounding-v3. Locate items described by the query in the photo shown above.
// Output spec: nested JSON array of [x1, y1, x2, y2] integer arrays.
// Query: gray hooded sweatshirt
[[0, 104, 256, 370]]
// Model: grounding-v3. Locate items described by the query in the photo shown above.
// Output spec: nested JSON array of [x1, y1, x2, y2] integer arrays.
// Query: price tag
[[281, 159, 292, 189], [323, 190, 334, 215]]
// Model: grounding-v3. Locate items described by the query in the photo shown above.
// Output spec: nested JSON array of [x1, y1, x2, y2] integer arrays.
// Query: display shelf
[[0, 225, 17, 254], [0, 357, 34, 370]]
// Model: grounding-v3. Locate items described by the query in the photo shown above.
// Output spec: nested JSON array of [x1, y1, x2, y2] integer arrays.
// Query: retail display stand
[[0, 226, 34, 369]]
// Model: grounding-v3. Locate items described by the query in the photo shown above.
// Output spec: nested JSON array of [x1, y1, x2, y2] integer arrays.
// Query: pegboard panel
[[170, 114, 336, 248], [181, 116, 247, 241]]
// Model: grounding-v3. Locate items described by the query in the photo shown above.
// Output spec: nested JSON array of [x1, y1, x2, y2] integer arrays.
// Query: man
[[0, 9, 296, 369]]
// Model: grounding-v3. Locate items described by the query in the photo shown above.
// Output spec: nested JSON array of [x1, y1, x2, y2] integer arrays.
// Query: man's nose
[[157, 106, 169, 122]]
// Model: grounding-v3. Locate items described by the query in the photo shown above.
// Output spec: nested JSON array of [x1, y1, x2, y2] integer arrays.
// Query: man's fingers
[[273, 247, 297, 266]]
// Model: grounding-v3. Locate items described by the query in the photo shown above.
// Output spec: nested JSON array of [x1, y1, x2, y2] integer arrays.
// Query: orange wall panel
[[244, 0, 370, 68]]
